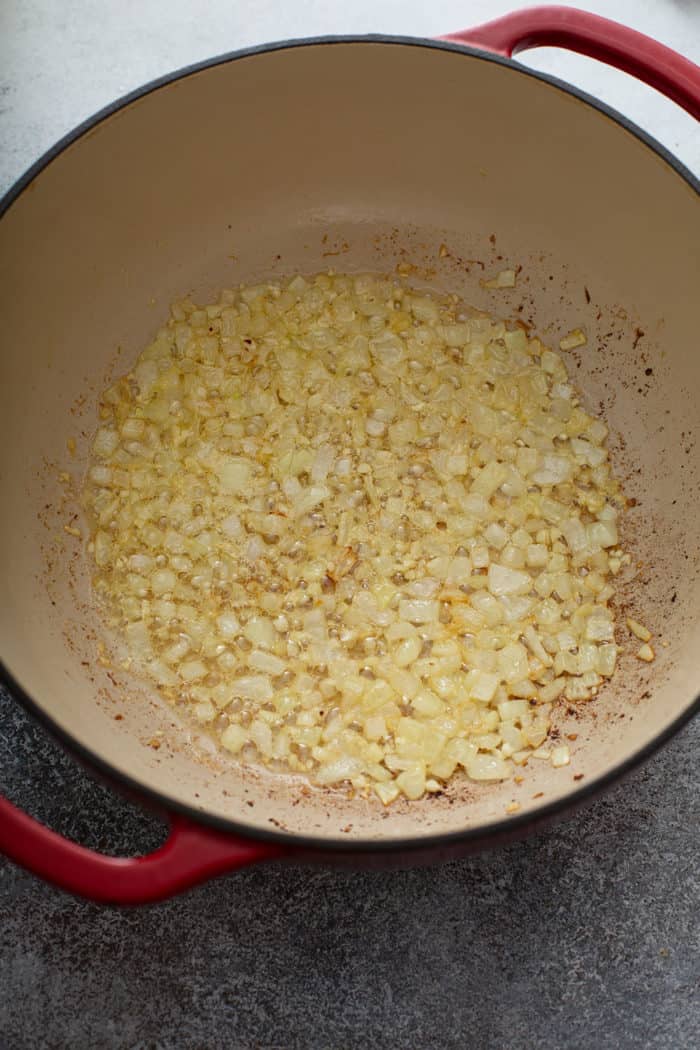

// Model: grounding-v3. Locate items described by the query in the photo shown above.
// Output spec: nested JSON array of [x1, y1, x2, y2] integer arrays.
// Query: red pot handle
[[441, 5, 700, 120], [0, 794, 284, 904]]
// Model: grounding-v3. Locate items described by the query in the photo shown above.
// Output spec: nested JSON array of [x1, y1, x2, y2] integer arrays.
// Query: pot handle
[[441, 5, 700, 119], [0, 794, 284, 904]]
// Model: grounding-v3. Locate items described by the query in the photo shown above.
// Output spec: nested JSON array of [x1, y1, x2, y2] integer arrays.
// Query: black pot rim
[[1, 32, 698, 856]]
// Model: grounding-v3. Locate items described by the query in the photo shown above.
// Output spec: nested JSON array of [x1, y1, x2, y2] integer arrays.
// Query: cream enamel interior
[[0, 40, 698, 844]]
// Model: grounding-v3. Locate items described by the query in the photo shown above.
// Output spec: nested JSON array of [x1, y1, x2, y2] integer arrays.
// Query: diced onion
[[627, 618, 651, 642], [559, 328, 587, 351], [399, 599, 440, 624], [551, 745, 571, 767], [481, 269, 517, 290], [84, 271, 627, 804]]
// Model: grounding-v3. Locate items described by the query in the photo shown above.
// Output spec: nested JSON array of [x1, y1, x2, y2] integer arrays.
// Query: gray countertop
[[1, 698, 698, 1049], [1, 3, 698, 1048]]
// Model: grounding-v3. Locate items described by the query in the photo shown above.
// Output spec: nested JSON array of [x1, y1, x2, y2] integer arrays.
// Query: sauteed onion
[[84, 273, 629, 803]]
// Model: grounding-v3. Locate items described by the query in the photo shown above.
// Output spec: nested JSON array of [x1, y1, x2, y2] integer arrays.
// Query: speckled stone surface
[[1, 2, 699, 1047], [1, 689, 698, 1049]]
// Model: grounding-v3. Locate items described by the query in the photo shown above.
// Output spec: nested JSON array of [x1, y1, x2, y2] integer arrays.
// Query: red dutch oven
[[0, 7, 698, 903]]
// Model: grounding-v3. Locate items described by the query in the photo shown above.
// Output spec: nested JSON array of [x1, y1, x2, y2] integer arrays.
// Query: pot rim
[[1, 33, 698, 854], [2, 32, 698, 220]]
